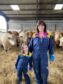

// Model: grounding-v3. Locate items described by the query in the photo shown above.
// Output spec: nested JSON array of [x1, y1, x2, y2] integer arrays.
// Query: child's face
[[21, 43, 28, 54]]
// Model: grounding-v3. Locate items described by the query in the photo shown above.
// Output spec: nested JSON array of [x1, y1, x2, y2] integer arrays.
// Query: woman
[[29, 20, 55, 84]]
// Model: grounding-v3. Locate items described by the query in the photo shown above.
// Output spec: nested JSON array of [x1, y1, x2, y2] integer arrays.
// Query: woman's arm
[[28, 38, 33, 53], [48, 36, 55, 62]]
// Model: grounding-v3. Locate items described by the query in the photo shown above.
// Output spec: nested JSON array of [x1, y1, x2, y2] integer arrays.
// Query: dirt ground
[[0, 47, 63, 84]]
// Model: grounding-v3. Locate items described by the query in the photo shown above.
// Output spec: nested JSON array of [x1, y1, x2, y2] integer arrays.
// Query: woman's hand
[[50, 54, 55, 62]]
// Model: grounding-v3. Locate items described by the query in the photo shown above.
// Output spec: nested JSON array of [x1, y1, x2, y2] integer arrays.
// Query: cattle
[[19, 31, 27, 43], [54, 31, 60, 47], [0, 32, 17, 51], [59, 36, 63, 48], [17, 31, 28, 50], [54, 32, 60, 42], [54, 31, 63, 48]]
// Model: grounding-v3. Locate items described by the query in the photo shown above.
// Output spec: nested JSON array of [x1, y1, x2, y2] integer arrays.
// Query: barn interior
[[0, 0, 63, 84]]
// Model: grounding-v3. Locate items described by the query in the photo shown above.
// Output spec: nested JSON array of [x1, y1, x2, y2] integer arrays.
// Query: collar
[[22, 52, 32, 57]]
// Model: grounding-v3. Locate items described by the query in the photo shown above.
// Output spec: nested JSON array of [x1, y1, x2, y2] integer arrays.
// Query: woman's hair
[[37, 20, 47, 32]]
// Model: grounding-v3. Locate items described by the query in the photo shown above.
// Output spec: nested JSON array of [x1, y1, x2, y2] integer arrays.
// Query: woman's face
[[38, 24, 44, 32]]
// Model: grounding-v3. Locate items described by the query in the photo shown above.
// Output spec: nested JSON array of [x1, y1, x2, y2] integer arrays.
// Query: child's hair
[[22, 39, 28, 45]]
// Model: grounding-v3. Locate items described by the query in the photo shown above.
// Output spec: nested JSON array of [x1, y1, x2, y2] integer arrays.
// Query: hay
[[0, 47, 63, 84]]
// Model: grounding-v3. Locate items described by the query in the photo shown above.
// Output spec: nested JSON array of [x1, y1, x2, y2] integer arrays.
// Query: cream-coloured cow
[[54, 31, 61, 47], [0, 32, 17, 51], [19, 31, 27, 43], [59, 37, 63, 47]]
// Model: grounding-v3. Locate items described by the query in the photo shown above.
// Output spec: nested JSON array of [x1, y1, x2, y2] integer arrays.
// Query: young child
[[15, 42, 32, 84]]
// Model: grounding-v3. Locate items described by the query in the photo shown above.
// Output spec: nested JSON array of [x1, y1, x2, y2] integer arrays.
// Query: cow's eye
[[20, 36, 23, 38], [8, 37, 11, 39]]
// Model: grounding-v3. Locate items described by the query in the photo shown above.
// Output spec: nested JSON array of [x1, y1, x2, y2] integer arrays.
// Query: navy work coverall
[[15, 55, 32, 84], [29, 36, 54, 84]]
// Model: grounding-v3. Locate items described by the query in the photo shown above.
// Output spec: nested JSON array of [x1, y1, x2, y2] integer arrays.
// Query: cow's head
[[19, 31, 27, 43], [7, 33, 17, 46]]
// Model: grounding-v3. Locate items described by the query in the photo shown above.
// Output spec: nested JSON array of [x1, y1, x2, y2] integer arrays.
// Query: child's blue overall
[[15, 55, 32, 84]]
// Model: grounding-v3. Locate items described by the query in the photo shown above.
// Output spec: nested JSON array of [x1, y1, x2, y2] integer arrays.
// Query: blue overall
[[15, 55, 32, 84], [29, 36, 54, 84]]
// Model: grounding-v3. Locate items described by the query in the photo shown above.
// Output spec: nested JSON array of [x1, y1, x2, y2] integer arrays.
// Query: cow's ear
[[8, 37, 11, 39], [8, 31, 12, 34]]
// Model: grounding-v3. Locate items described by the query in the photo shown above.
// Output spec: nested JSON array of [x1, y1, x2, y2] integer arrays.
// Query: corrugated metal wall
[[8, 20, 36, 32], [8, 20, 63, 32]]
